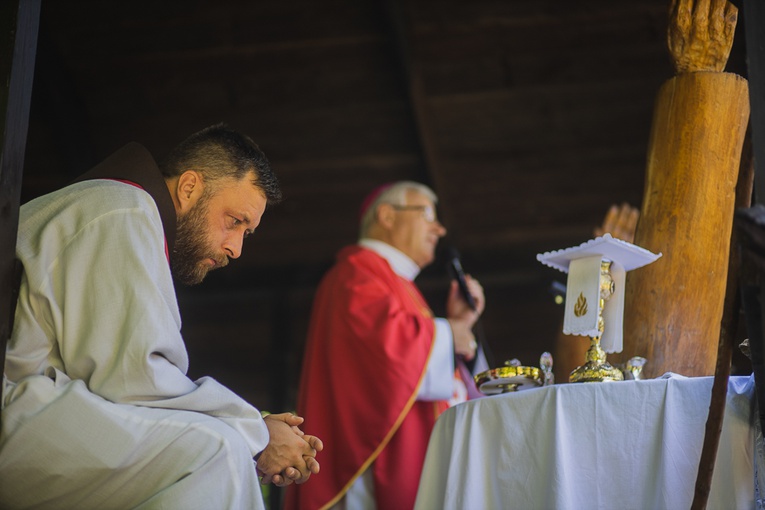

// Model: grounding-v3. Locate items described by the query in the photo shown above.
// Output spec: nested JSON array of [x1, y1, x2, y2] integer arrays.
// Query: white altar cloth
[[415, 375, 754, 510]]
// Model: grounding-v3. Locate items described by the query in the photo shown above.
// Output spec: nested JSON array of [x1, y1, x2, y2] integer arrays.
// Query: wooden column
[[0, 0, 41, 398], [617, 0, 749, 378]]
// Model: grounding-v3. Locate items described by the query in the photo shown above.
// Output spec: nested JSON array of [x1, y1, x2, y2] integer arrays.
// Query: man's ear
[[176, 170, 203, 212], [376, 203, 396, 229]]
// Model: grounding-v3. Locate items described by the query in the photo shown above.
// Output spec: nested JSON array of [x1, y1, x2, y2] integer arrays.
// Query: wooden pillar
[[0, 0, 41, 400], [616, 0, 749, 378]]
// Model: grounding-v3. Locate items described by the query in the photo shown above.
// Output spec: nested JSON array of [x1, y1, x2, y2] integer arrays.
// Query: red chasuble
[[284, 245, 449, 510]]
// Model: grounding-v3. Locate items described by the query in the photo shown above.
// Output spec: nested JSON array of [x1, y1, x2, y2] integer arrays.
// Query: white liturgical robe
[[1, 168, 269, 509]]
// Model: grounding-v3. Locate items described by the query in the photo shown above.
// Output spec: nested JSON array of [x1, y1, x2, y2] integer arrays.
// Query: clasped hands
[[446, 276, 485, 361], [256, 413, 323, 487]]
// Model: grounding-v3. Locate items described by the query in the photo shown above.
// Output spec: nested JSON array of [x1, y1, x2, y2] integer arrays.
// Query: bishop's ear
[[376, 203, 396, 229]]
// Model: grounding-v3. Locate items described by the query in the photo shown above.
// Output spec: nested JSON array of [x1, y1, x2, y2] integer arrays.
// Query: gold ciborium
[[473, 353, 554, 395], [569, 260, 623, 383]]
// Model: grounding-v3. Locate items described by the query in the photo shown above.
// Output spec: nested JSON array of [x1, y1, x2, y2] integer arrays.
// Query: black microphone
[[446, 246, 495, 372], [446, 246, 477, 311]]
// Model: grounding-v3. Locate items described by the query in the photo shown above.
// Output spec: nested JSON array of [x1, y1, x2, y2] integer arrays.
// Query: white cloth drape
[[416, 374, 754, 510]]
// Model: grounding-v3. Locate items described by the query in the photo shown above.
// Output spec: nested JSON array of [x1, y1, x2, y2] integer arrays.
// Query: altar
[[414, 375, 755, 510]]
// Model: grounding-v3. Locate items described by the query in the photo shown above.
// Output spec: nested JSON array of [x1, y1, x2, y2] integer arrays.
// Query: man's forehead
[[213, 177, 266, 209], [405, 190, 434, 204], [211, 173, 261, 195]]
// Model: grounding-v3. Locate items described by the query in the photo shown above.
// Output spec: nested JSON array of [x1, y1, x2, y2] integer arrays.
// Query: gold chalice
[[569, 260, 624, 383]]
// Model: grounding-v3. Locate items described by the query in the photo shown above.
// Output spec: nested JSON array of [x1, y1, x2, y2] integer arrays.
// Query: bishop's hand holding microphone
[[445, 246, 491, 370]]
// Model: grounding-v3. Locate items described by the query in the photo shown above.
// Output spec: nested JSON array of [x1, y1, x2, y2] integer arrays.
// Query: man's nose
[[223, 234, 243, 259]]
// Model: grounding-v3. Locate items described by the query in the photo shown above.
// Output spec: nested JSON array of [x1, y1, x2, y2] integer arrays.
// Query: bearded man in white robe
[[0, 123, 322, 509]]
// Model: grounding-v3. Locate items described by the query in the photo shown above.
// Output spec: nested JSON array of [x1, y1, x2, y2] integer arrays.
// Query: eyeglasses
[[390, 204, 438, 223]]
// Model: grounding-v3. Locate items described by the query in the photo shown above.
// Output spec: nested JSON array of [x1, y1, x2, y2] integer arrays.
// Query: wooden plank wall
[[19, 0, 750, 409]]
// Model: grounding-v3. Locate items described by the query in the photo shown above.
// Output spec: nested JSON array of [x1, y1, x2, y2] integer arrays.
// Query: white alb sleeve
[[417, 318, 455, 401]]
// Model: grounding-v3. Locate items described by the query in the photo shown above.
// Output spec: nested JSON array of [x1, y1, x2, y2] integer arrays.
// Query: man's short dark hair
[[160, 123, 282, 204]]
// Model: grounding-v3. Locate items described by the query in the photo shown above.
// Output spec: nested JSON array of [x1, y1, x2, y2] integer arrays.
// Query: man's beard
[[172, 191, 228, 285]]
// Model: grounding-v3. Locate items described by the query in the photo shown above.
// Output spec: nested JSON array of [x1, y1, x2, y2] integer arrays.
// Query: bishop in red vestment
[[285, 182, 486, 510]]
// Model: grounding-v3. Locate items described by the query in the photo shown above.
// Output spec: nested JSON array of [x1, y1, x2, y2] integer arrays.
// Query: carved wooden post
[[616, 0, 750, 378]]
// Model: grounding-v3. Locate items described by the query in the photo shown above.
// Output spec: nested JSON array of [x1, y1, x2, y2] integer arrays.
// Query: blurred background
[[20, 0, 750, 414]]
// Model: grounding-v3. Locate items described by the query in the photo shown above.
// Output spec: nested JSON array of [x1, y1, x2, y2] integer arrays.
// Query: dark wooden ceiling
[[20, 0, 749, 409]]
